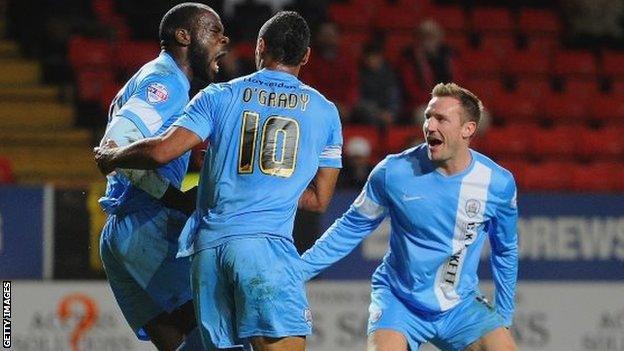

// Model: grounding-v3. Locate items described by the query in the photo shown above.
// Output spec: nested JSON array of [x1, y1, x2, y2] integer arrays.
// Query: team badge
[[465, 199, 481, 218], [147, 83, 169, 104]]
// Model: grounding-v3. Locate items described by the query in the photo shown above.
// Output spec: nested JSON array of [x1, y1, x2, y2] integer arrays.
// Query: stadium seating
[[384, 126, 422, 154], [115, 41, 160, 76], [578, 127, 624, 161], [470, 8, 515, 33], [426, 6, 466, 33], [588, 93, 624, 126], [543, 91, 590, 124], [342, 125, 382, 160], [478, 125, 532, 159], [529, 126, 580, 160], [518, 9, 562, 36], [67, 37, 113, 71], [521, 161, 575, 191], [505, 50, 551, 77], [601, 50, 624, 78], [460, 49, 503, 79], [75, 70, 115, 103], [489, 90, 540, 125], [552, 50, 598, 79], [571, 162, 624, 192], [0, 156, 14, 184], [479, 34, 518, 59]]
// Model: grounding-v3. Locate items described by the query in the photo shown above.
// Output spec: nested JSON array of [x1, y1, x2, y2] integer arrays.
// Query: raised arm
[[489, 176, 519, 327], [300, 159, 388, 280]]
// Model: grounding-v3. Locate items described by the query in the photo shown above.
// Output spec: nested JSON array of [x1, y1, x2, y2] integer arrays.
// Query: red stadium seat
[[505, 50, 550, 77], [385, 34, 413, 64], [479, 34, 518, 59], [0, 156, 14, 184], [588, 93, 624, 125], [115, 41, 160, 75], [233, 41, 255, 62], [601, 51, 624, 77], [471, 8, 515, 33], [342, 125, 382, 159], [513, 77, 551, 100], [426, 6, 466, 33], [460, 49, 503, 78], [445, 33, 469, 54], [375, 5, 419, 30], [384, 126, 422, 154], [578, 127, 624, 161], [529, 126, 581, 160], [75, 70, 115, 103], [571, 162, 623, 192], [543, 91, 589, 124], [524, 35, 558, 56], [552, 50, 598, 78], [563, 79, 601, 101], [68, 37, 113, 71], [479, 125, 532, 159], [611, 79, 624, 95], [489, 90, 541, 125], [522, 161, 575, 191], [340, 31, 370, 58], [463, 78, 506, 106], [518, 9, 562, 36], [328, 4, 372, 29]]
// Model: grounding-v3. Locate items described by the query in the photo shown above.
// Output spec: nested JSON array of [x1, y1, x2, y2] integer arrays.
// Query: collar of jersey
[[258, 68, 299, 81], [433, 149, 476, 179], [160, 51, 191, 91]]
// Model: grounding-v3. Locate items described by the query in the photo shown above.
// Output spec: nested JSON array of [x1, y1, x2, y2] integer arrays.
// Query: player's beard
[[189, 41, 214, 83]]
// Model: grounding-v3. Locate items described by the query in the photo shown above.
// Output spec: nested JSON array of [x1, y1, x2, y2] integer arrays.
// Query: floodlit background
[[1, 0, 623, 350]]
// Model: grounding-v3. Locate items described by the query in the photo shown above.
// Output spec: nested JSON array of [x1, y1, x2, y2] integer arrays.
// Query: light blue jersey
[[302, 144, 518, 326], [100, 51, 191, 215], [174, 69, 342, 256]]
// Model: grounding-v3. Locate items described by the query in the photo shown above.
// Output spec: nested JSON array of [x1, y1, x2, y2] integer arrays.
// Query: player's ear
[[256, 37, 266, 56], [462, 120, 477, 139], [300, 47, 311, 66], [174, 28, 192, 46]]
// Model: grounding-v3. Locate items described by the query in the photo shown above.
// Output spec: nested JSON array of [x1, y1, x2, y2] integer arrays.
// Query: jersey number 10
[[238, 111, 300, 178]]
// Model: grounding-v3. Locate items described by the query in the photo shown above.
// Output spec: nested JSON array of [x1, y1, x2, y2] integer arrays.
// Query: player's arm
[[300, 160, 388, 280], [299, 105, 343, 213], [99, 117, 196, 214], [298, 167, 340, 213], [95, 126, 201, 174], [488, 176, 519, 327]]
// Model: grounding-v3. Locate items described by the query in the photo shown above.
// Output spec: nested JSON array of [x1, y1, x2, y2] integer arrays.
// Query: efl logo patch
[[147, 83, 168, 104]]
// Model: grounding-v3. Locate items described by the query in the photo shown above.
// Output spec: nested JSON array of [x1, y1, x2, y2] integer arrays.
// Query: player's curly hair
[[258, 11, 310, 67], [159, 2, 214, 47], [431, 83, 483, 125]]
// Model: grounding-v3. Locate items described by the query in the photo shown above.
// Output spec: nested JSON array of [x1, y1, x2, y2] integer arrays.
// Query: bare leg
[[250, 336, 306, 351], [367, 329, 409, 351], [464, 327, 517, 351]]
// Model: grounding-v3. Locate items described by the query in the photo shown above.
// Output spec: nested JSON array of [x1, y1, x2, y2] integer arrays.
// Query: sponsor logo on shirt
[[147, 83, 168, 104]]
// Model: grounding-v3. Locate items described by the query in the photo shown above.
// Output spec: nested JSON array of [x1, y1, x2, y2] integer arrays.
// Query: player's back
[[177, 69, 342, 253], [100, 52, 191, 215]]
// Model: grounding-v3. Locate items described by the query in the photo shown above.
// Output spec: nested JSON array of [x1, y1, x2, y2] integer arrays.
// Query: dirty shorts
[[190, 236, 312, 349]]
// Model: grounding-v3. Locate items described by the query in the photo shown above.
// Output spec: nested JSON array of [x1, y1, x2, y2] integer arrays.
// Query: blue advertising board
[[0, 186, 45, 279], [317, 191, 624, 281]]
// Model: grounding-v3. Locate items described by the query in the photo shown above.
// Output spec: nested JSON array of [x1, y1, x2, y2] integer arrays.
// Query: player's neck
[[436, 148, 472, 176], [165, 48, 193, 82], [262, 61, 300, 77]]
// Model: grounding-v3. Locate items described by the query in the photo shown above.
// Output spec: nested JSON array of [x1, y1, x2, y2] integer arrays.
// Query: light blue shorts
[[367, 285, 505, 351], [191, 236, 312, 349], [100, 208, 192, 339]]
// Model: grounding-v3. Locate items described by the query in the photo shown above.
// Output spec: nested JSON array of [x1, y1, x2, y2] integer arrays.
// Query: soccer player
[[94, 11, 342, 351], [301, 83, 519, 351], [97, 3, 228, 351]]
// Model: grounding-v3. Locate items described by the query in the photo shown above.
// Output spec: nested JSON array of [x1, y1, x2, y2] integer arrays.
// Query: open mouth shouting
[[211, 51, 227, 73], [427, 134, 444, 152]]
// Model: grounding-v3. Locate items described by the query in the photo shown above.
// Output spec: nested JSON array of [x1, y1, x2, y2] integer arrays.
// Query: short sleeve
[[116, 75, 187, 137], [174, 84, 222, 142], [318, 103, 343, 168]]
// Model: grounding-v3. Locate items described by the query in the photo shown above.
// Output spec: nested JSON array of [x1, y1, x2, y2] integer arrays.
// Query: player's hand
[[94, 140, 119, 175]]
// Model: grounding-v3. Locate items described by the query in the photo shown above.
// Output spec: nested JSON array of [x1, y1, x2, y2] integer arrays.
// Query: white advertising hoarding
[[6, 281, 624, 350]]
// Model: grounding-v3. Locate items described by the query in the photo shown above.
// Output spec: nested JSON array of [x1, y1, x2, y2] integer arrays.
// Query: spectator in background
[[561, 0, 624, 48], [398, 19, 460, 123], [353, 43, 402, 126], [301, 22, 359, 121], [214, 49, 255, 82], [338, 136, 374, 189]]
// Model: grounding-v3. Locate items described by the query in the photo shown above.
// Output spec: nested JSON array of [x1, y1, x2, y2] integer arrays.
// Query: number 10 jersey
[[174, 68, 343, 256]]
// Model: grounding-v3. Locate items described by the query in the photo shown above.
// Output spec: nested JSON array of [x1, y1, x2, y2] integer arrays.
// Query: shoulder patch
[[147, 82, 169, 104]]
